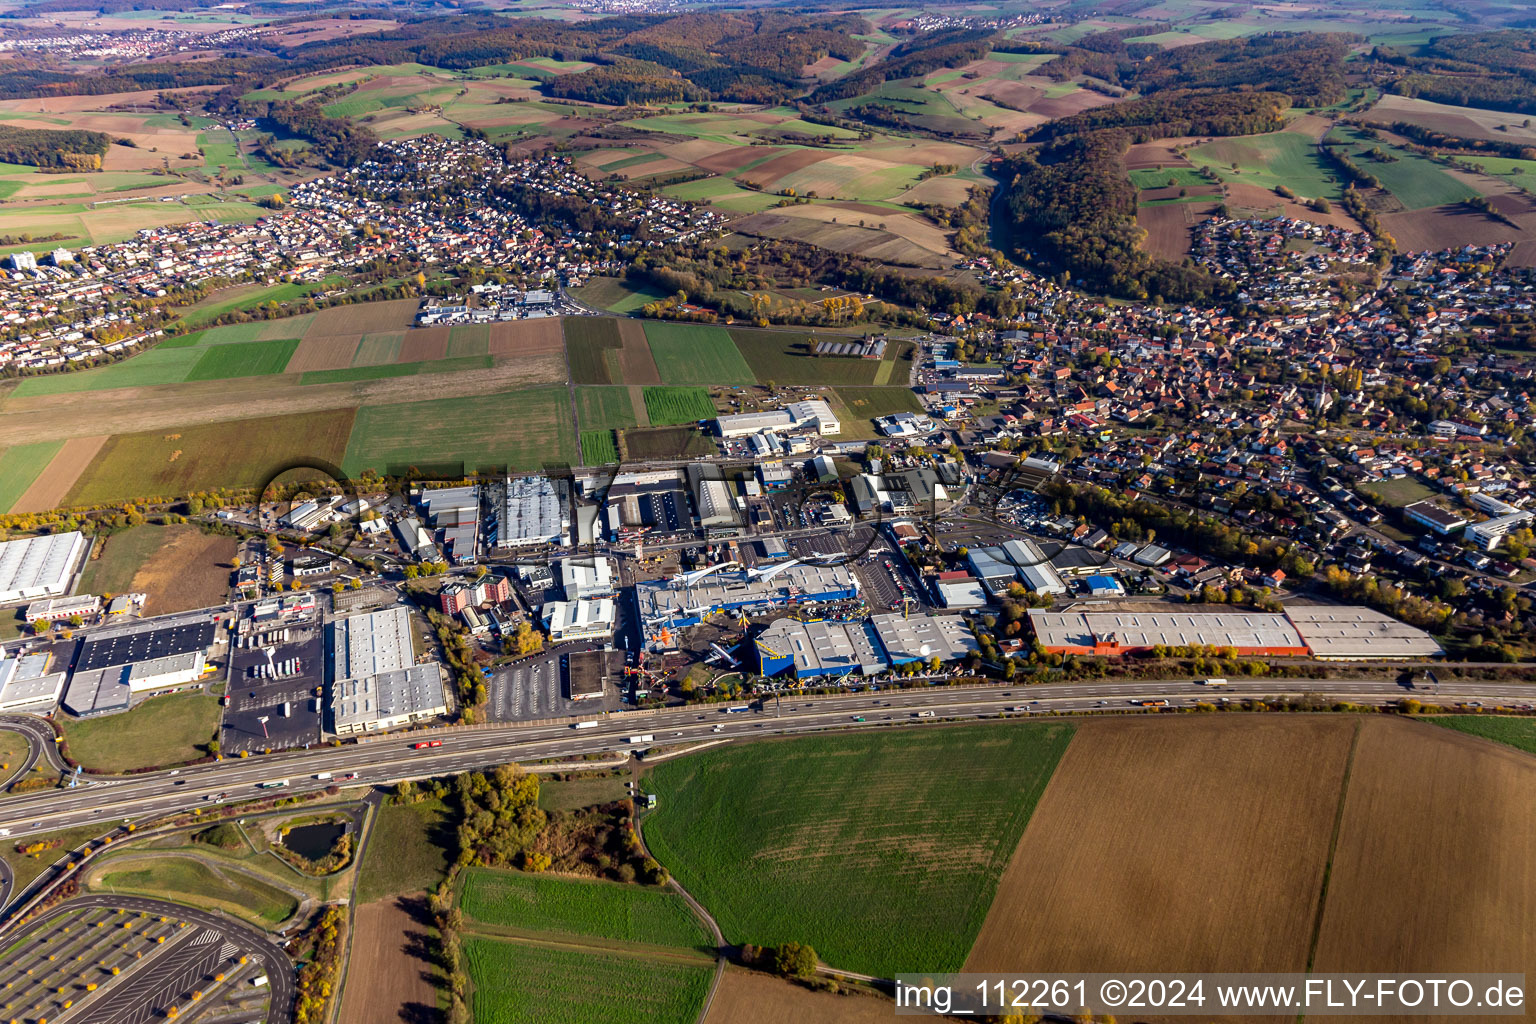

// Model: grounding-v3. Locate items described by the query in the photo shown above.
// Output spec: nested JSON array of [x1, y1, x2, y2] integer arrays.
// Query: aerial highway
[[0, 676, 1526, 840]]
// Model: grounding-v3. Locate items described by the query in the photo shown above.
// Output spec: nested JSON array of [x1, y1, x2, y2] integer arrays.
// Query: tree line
[[0, 125, 111, 170]]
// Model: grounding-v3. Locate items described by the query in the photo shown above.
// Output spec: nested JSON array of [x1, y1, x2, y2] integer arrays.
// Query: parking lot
[[484, 648, 621, 722], [221, 630, 324, 753]]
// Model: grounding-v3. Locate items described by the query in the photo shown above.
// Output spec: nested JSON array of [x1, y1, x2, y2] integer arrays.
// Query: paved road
[[17, 894, 293, 1024], [0, 677, 1524, 840], [0, 715, 67, 781]]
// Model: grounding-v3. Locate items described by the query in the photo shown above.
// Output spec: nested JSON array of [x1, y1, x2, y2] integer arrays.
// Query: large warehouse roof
[[756, 618, 887, 677], [1029, 608, 1307, 654], [332, 606, 414, 682], [870, 613, 979, 664], [1285, 606, 1443, 660], [0, 531, 85, 604]]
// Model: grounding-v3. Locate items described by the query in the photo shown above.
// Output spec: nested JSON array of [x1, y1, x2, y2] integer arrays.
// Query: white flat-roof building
[[1468, 510, 1534, 552], [329, 605, 448, 734], [543, 598, 616, 641], [716, 399, 840, 438], [1284, 606, 1444, 660], [870, 613, 979, 665], [127, 651, 207, 692], [559, 557, 615, 601], [0, 532, 85, 605], [24, 594, 99, 624], [0, 653, 64, 712], [497, 475, 567, 548]]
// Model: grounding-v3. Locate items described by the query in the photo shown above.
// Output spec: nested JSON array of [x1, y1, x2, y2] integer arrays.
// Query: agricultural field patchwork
[[1188, 131, 1344, 200], [464, 938, 711, 1024], [643, 723, 1074, 977], [641, 386, 716, 426], [341, 387, 576, 476], [728, 329, 907, 387]]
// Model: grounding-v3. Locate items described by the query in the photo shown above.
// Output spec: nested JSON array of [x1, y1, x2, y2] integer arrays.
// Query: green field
[[580, 430, 620, 465], [93, 856, 297, 927], [61, 694, 222, 773], [464, 939, 711, 1024], [341, 387, 576, 476], [1129, 167, 1212, 189], [570, 277, 670, 314], [575, 387, 637, 432], [357, 798, 453, 903], [833, 386, 924, 423], [1359, 475, 1436, 508], [1459, 156, 1536, 192], [537, 774, 630, 811], [2, 823, 112, 892], [643, 723, 1074, 976], [1432, 716, 1536, 755], [728, 328, 903, 386], [300, 355, 492, 386], [0, 441, 63, 512], [642, 323, 756, 387], [173, 275, 345, 329], [448, 323, 491, 356], [14, 345, 208, 396], [1329, 128, 1479, 210], [184, 338, 301, 382], [75, 523, 181, 597], [641, 386, 716, 426], [460, 870, 711, 951], [565, 318, 623, 385], [1188, 131, 1343, 199], [65, 408, 357, 506]]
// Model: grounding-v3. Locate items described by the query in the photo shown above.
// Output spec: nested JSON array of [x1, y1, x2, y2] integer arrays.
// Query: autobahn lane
[[0, 678, 1527, 838]]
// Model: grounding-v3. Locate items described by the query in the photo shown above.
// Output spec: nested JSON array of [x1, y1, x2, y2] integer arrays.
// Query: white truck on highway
[[1199, 677, 1230, 686], [625, 734, 655, 744], [572, 721, 598, 730], [313, 772, 333, 781]]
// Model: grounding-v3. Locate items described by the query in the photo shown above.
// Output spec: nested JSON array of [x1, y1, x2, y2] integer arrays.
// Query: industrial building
[[328, 605, 447, 734], [543, 598, 616, 642], [565, 650, 609, 700], [755, 618, 887, 679], [1283, 606, 1443, 660], [754, 612, 977, 680], [0, 531, 86, 605], [394, 517, 438, 562], [715, 399, 840, 438], [849, 468, 955, 517], [1028, 605, 1441, 660], [967, 540, 1066, 596], [63, 614, 218, 716], [1028, 608, 1310, 657], [688, 464, 743, 538], [635, 561, 858, 646], [23, 594, 99, 624], [0, 652, 65, 712], [494, 475, 568, 548], [932, 571, 988, 609], [418, 486, 480, 563], [559, 557, 615, 601]]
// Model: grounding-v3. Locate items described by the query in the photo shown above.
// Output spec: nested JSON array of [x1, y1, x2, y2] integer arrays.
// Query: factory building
[[635, 561, 858, 646], [849, 468, 955, 517], [23, 594, 99, 624], [1404, 500, 1468, 536], [328, 605, 447, 734], [1283, 606, 1444, 660], [967, 539, 1066, 596], [0, 531, 86, 605], [688, 465, 743, 538], [870, 613, 979, 666], [63, 614, 218, 716], [493, 475, 568, 549]]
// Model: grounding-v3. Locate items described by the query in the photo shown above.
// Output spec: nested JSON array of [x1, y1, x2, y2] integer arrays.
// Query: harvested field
[[738, 148, 832, 186], [352, 332, 404, 366], [1223, 182, 1364, 230], [306, 297, 419, 335], [337, 897, 441, 1024], [76, 523, 234, 614], [730, 212, 946, 269], [488, 318, 564, 357], [1311, 717, 1536, 984], [760, 202, 957, 260], [448, 323, 490, 357], [705, 970, 895, 1024], [398, 326, 450, 363], [696, 146, 785, 174], [566, 317, 623, 385], [285, 332, 360, 373], [966, 716, 1356, 975], [64, 408, 356, 506], [1137, 199, 1217, 260], [623, 426, 715, 460], [11, 434, 107, 513], [1380, 204, 1534, 250], [0, 441, 61, 514], [1368, 95, 1536, 146], [614, 319, 661, 384]]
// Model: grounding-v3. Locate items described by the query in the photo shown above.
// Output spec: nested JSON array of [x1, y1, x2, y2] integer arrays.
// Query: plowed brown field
[[337, 897, 440, 1024], [704, 970, 895, 1024]]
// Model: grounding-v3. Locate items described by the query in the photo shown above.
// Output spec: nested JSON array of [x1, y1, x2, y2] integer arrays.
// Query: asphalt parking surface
[[222, 630, 324, 753], [484, 651, 620, 722]]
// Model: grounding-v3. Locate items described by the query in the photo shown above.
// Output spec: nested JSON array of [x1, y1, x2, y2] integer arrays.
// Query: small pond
[[282, 822, 346, 861]]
